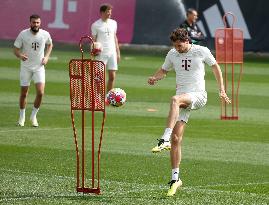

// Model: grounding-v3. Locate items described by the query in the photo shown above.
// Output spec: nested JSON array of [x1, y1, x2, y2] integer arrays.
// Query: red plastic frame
[[215, 13, 244, 120], [69, 36, 106, 194]]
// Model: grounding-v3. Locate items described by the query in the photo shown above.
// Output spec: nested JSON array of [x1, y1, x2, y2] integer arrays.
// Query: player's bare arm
[[115, 34, 120, 62], [148, 68, 168, 85], [13, 47, 28, 61], [211, 63, 231, 104], [42, 43, 53, 65]]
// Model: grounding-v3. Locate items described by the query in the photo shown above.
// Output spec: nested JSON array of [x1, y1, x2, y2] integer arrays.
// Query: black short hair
[[170, 28, 189, 42], [30, 14, 41, 21], [100, 4, 113, 12], [186, 8, 197, 16]]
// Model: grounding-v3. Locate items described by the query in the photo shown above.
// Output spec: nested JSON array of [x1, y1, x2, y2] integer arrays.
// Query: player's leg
[[19, 86, 29, 109], [17, 69, 32, 126], [152, 93, 191, 153], [107, 70, 116, 92], [33, 82, 45, 108], [18, 86, 29, 126], [167, 120, 186, 196], [106, 53, 118, 92], [30, 69, 45, 127], [30, 82, 45, 127], [166, 92, 207, 196], [166, 93, 191, 128]]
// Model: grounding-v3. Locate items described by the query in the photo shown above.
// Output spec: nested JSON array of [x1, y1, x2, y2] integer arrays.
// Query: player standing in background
[[148, 28, 230, 196], [180, 8, 205, 45], [14, 14, 53, 127], [91, 4, 121, 92]]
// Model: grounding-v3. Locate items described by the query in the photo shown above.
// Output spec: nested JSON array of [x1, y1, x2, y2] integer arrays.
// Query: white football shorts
[[177, 91, 207, 123], [96, 53, 118, 71], [20, 66, 45, 86]]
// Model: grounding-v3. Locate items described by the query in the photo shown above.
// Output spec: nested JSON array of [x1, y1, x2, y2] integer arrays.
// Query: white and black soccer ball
[[106, 88, 126, 107]]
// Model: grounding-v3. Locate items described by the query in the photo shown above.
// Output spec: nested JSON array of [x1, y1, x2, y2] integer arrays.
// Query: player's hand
[[148, 76, 157, 85], [41, 57, 49, 65], [20, 53, 28, 61], [91, 48, 101, 56], [219, 90, 231, 104]]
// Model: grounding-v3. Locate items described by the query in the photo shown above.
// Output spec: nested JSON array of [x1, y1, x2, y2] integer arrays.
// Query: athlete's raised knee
[[170, 95, 179, 105]]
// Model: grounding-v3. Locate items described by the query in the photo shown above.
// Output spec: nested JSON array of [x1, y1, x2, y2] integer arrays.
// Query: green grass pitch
[[0, 46, 268, 204]]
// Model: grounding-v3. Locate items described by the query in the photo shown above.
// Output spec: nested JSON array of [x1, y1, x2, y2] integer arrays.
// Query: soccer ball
[[106, 88, 126, 107], [91, 42, 103, 56]]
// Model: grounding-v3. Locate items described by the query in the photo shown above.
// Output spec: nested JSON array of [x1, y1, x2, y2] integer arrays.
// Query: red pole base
[[77, 187, 101, 195], [220, 116, 239, 120]]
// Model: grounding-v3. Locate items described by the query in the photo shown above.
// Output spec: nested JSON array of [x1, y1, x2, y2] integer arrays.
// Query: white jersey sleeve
[[162, 49, 174, 71], [14, 31, 23, 48], [203, 47, 216, 66], [114, 21, 117, 35], [91, 22, 97, 37], [45, 31, 52, 45]]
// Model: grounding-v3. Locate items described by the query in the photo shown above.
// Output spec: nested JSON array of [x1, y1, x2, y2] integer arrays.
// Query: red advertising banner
[[0, 0, 136, 43]]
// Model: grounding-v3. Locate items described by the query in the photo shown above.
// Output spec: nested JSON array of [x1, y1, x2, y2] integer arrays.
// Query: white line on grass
[[1, 183, 268, 203], [0, 125, 163, 133], [1, 168, 269, 188], [0, 194, 82, 203]]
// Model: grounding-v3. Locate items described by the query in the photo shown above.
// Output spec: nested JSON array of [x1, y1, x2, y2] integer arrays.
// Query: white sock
[[19, 109, 25, 119], [161, 128, 172, 141], [172, 168, 180, 181], [30, 107, 39, 119]]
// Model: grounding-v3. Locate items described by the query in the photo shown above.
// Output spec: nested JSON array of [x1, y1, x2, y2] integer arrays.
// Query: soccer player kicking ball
[[148, 28, 231, 196], [14, 14, 53, 127]]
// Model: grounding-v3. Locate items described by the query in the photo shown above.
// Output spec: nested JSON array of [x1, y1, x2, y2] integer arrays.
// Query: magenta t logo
[[0, 0, 136, 43], [42, 0, 77, 29], [182, 59, 191, 71]]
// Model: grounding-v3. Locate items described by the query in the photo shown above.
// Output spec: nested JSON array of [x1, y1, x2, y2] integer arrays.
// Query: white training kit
[[14, 28, 52, 86], [162, 44, 217, 122], [91, 19, 118, 70]]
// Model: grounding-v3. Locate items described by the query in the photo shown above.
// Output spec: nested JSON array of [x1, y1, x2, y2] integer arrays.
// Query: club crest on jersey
[[32, 42, 40, 50], [182, 59, 191, 71]]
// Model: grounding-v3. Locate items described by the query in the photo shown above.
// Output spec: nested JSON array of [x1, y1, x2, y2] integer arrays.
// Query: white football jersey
[[91, 19, 117, 55], [14, 28, 52, 70], [162, 44, 216, 93]]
